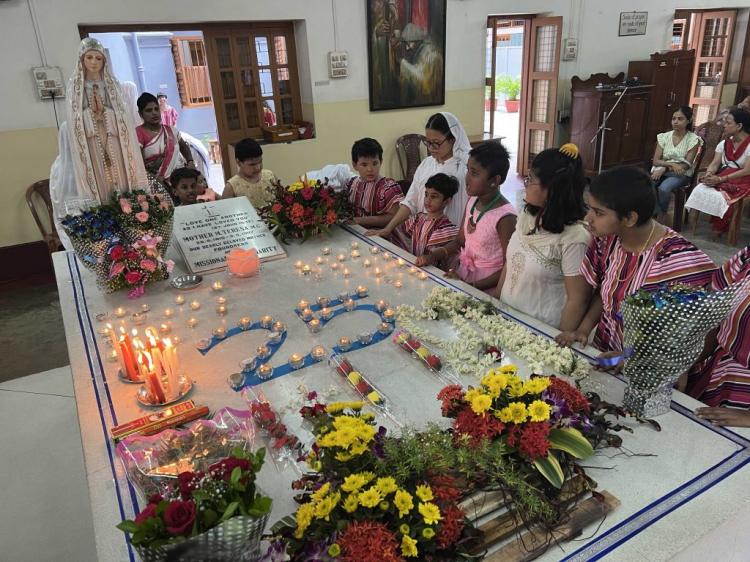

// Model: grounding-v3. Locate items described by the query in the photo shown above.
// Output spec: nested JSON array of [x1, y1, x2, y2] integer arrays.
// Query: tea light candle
[[337, 253, 347, 262], [256, 345, 271, 359], [272, 321, 286, 334], [320, 307, 333, 320], [370, 246, 379, 255], [175, 295, 186, 305], [216, 304, 228, 316], [393, 280, 403, 289], [213, 327, 227, 339], [330, 262, 339, 271], [297, 299, 309, 311], [350, 250, 361, 259], [311, 345, 327, 362], [260, 315, 273, 329], [338, 336, 352, 351], [338, 291, 349, 302], [376, 299, 389, 311], [342, 267, 352, 278], [344, 298, 356, 312], [294, 260, 304, 269], [409, 266, 419, 275], [257, 363, 274, 380], [239, 316, 252, 330], [308, 318, 321, 333], [383, 252, 391, 259], [131, 312, 147, 325], [107, 348, 119, 363], [95, 312, 109, 322], [374, 267, 383, 277], [301, 308, 314, 321], [197, 338, 211, 351], [382, 308, 396, 322], [289, 353, 305, 369], [114, 307, 127, 318], [211, 280, 224, 292], [378, 322, 393, 335], [363, 259, 372, 268], [317, 296, 330, 308], [190, 300, 201, 310], [397, 258, 406, 267], [302, 264, 312, 275], [356, 285, 368, 297], [228, 372, 245, 390], [240, 356, 258, 373], [315, 256, 325, 265], [358, 331, 374, 345], [267, 331, 283, 344], [163, 308, 174, 318], [350, 240, 360, 249], [187, 317, 199, 329], [418, 271, 429, 281], [321, 247, 331, 255], [140, 304, 151, 313], [216, 296, 227, 306], [171, 336, 182, 345], [159, 322, 171, 335]]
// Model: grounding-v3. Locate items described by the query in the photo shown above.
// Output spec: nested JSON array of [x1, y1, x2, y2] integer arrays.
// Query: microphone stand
[[589, 85, 630, 175]]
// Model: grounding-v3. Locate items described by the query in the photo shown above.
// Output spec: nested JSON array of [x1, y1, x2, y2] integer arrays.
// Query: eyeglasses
[[422, 137, 450, 149]]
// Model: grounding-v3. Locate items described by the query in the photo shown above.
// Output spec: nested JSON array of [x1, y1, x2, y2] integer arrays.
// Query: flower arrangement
[[261, 175, 349, 243], [60, 206, 119, 242], [114, 189, 173, 231], [329, 354, 387, 409], [106, 235, 174, 298], [117, 447, 272, 554], [267, 401, 480, 561]]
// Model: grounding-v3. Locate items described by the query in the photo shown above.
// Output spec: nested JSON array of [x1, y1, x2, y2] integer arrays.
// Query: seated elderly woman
[[685, 108, 750, 237]]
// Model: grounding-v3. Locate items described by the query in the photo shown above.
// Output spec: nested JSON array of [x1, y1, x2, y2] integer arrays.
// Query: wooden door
[[600, 95, 624, 169], [619, 93, 650, 163], [688, 10, 737, 124], [518, 16, 562, 175]]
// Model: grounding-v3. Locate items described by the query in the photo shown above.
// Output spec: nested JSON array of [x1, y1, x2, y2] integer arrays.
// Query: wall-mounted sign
[[619, 12, 648, 36]]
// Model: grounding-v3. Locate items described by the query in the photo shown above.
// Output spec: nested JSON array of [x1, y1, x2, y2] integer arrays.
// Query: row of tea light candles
[[105, 324, 181, 403], [293, 243, 429, 281], [112, 293, 233, 332]]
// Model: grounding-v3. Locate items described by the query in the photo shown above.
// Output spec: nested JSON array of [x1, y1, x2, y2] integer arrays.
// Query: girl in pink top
[[435, 141, 517, 295]]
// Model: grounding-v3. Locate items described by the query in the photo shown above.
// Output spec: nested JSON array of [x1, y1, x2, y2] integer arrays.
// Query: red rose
[[209, 456, 251, 481], [124, 271, 143, 285], [110, 245, 125, 261], [126, 250, 139, 260], [134, 503, 158, 525], [148, 493, 163, 505], [163, 500, 196, 536], [177, 471, 202, 499]]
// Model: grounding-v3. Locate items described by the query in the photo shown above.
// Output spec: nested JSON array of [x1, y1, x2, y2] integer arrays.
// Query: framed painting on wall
[[366, 0, 447, 111]]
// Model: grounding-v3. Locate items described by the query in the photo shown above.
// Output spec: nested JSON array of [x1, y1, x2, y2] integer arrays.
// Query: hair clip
[[559, 143, 580, 159]]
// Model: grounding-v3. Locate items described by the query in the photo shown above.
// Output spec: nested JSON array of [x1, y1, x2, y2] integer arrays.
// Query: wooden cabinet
[[570, 73, 653, 176], [628, 50, 695, 157]]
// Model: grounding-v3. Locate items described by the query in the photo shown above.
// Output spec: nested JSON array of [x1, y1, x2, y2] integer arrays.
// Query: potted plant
[[495, 75, 521, 113]]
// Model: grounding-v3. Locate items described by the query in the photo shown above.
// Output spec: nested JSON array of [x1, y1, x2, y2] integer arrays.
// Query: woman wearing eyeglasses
[[365, 112, 470, 251]]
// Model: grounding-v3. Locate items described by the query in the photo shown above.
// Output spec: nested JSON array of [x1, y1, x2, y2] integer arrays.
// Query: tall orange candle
[[146, 371, 166, 404], [119, 329, 140, 381]]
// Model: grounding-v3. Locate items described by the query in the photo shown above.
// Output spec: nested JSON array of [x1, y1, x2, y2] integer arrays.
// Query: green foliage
[[548, 428, 594, 459], [532, 454, 564, 489], [495, 75, 521, 100]]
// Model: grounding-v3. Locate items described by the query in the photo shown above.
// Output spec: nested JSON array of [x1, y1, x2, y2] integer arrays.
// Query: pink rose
[[159, 201, 171, 211], [140, 259, 157, 272], [135, 212, 149, 223], [164, 259, 175, 273], [140, 201, 149, 212], [136, 194, 147, 203], [125, 271, 142, 285], [108, 261, 125, 278], [119, 198, 132, 214]]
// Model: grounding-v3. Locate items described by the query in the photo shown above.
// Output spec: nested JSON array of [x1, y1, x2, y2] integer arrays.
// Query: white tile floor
[[0, 367, 97, 562]]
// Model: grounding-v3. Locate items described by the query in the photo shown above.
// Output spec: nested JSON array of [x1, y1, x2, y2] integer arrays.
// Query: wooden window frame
[[171, 36, 213, 108]]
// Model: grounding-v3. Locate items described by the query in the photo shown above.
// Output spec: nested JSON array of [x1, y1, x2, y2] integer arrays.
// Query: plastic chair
[[395, 134, 426, 183], [25, 179, 61, 253]]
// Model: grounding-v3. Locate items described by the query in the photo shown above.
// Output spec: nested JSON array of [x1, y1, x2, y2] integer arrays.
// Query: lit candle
[[393, 280, 403, 289], [190, 300, 201, 310], [301, 308, 314, 321], [337, 253, 347, 262], [311, 345, 327, 362], [216, 304, 228, 316], [162, 338, 180, 400], [330, 262, 339, 271], [383, 252, 391, 259], [240, 356, 258, 373], [131, 312, 147, 326], [171, 336, 182, 345], [317, 296, 330, 308], [397, 258, 405, 267], [418, 271, 429, 281], [260, 315, 273, 329], [114, 306, 127, 318], [256, 345, 271, 359], [302, 264, 312, 275], [356, 285, 368, 297], [409, 266, 419, 275], [308, 318, 321, 333], [344, 298, 356, 311], [197, 338, 211, 350], [239, 316, 252, 330], [213, 327, 227, 339], [216, 296, 227, 305], [350, 250, 361, 259], [338, 336, 352, 351], [358, 331, 374, 345], [378, 322, 393, 335], [315, 256, 325, 265], [159, 322, 171, 335], [266, 331, 283, 344], [370, 246, 379, 255], [382, 308, 396, 322], [376, 299, 388, 311], [297, 299, 309, 311], [321, 247, 331, 255], [107, 348, 119, 363], [211, 280, 224, 292], [294, 260, 304, 269], [350, 241, 360, 249], [257, 363, 273, 380], [338, 291, 350, 302], [140, 303, 151, 313], [175, 295, 186, 305], [363, 259, 372, 268], [320, 307, 333, 320], [343, 267, 351, 277], [289, 353, 304, 369], [119, 330, 140, 381], [187, 317, 199, 329], [272, 321, 286, 334], [374, 267, 383, 277], [163, 308, 174, 318]]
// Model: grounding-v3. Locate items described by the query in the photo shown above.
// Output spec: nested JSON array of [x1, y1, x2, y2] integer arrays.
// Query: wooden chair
[[395, 134, 426, 184], [686, 121, 726, 234], [25, 179, 62, 253]]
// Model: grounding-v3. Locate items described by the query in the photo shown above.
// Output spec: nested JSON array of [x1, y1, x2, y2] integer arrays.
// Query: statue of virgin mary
[[50, 37, 148, 248]]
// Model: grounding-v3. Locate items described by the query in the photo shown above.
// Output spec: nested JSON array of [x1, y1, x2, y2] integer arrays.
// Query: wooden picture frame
[[366, 0, 447, 111]]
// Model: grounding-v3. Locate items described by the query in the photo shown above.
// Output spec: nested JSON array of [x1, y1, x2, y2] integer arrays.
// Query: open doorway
[[88, 30, 225, 194]]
